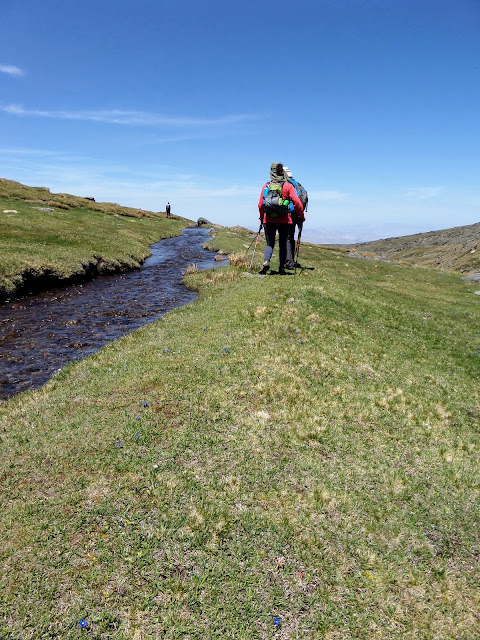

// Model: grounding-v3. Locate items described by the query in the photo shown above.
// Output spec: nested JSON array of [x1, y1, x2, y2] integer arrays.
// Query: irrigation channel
[[0, 227, 225, 400]]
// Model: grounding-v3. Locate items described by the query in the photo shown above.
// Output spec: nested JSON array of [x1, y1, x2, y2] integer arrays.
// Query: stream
[[0, 227, 223, 399]]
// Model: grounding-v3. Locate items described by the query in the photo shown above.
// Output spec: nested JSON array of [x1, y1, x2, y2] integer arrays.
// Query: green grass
[[1, 228, 479, 638], [0, 194, 187, 298]]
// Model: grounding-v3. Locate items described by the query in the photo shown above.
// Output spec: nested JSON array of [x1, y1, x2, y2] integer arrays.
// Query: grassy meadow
[[0, 183, 187, 299], [1, 226, 479, 639]]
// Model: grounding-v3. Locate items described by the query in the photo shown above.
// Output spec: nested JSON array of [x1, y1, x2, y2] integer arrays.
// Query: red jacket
[[258, 180, 304, 224]]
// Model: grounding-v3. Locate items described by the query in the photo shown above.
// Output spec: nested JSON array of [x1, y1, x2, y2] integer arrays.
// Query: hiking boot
[[259, 261, 270, 275], [284, 262, 295, 270], [278, 268, 287, 275]]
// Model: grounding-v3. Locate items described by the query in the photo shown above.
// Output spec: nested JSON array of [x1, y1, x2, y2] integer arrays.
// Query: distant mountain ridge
[[341, 221, 480, 273]]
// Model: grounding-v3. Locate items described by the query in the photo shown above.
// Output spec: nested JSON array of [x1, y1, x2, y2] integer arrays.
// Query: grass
[[0, 227, 479, 638], [0, 182, 189, 299]]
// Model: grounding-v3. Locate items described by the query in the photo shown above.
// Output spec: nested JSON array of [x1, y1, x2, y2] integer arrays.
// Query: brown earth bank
[[337, 221, 480, 273], [0, 255, 145, 304]]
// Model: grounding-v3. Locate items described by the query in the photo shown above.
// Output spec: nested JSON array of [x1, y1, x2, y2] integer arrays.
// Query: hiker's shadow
[[269, 270, 294, 276]]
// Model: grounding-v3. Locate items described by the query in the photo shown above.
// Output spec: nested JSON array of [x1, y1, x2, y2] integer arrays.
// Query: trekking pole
[[249, 223, 263, 270], [245, 222, 263, 255], [294, 224, 303, 276]]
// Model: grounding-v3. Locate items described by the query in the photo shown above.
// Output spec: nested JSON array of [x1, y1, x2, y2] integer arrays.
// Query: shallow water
[[0, 227, 224, 399]]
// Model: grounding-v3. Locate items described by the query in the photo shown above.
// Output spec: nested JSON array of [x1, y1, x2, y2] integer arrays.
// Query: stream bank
[[0, 227, 224, 399]]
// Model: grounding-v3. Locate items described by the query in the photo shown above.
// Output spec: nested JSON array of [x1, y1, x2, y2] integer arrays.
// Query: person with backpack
[[166, 202, 171, 218], [258, 162, 305, 275], [283, 167, 308, 269]]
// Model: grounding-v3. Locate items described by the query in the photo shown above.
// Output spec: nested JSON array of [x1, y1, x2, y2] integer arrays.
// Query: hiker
[[166, 202, 171, 218], [283, 166, 308, 269], [258, 162, 304, 275]]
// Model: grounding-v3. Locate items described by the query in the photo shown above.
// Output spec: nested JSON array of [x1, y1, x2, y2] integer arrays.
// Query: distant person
[[258, 162, 304, 275], [283, 166, 308, 269], [166, 202, 171, 218]]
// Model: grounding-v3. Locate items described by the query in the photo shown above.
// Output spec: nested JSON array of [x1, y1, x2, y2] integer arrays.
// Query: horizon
[[1, 0, 479, 243], [3, 175, 478, 246]]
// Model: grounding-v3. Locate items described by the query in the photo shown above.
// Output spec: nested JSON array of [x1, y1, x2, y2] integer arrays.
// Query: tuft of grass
[[183, 263, 200, 275], [0, 226, 479, 638], [226, 252, 252, 269]]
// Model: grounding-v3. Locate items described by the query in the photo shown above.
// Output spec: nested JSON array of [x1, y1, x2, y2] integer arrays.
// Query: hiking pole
[[245, 222, 263, 255], [249, 223, 263, 270]]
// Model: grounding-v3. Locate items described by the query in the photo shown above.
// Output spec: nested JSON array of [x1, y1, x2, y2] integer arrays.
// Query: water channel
[[0, 227, 223, 399]]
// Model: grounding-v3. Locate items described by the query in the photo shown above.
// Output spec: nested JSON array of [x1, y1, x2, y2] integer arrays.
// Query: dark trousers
[[286, 223, 296, 267], [263, 223, 290, 269]]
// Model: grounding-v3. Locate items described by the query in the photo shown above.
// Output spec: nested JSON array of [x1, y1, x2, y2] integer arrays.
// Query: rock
[[3, 209, 18, 213], [462, 273, 480, 283], [214, 254, 226, 261], [32, 207, 55, 212], [196, 217, 211, 227], [475, 291, 480, 296]]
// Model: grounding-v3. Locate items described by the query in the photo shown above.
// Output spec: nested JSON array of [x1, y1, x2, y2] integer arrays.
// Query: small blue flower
[[116, 442, 123, 447], [225, 331, 230, 335], [204, 327, 208, 331], [218, 366, 222, 370], [142, 401, 149, 407], [79, 619, 88, 629], [136, 416, 141, 420], [136, 434, 140, 438], [274, 617, 281, 628]]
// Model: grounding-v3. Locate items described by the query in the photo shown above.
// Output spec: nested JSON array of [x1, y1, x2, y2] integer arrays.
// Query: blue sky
[[1, 0, 479, 243]]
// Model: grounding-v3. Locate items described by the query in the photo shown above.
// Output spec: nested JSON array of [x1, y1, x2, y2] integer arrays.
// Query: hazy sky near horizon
[[1, 0, 479, 243]]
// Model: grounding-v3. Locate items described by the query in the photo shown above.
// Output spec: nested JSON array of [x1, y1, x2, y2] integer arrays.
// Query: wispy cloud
[[1, 104, 259, 127], [405, 186, 445, 200], [0, 65, 24, 76], [0, 147, 68, 157]]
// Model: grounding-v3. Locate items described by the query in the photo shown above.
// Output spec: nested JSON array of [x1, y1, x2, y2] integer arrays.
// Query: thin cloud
[[405, 186, 445, 200], [0, 65, 24, 76], [1, 104, 259, 127], [0, 147, 68, 157]]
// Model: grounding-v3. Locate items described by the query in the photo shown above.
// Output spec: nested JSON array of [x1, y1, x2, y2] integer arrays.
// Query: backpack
[[263, 181, 291, 218], [288, 179, 308, 211]]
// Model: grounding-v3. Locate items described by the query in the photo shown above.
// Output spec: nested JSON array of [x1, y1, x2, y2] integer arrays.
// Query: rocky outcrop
[[196, 217, 211, 227], [462, 273, 480, 283]]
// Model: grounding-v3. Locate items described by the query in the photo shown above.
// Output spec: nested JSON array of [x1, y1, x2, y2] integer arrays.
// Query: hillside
[[341, 221, 480, 273], [0, 178, 162, 218], [1, 226, 479, 638], [0, 179, 189, 301]]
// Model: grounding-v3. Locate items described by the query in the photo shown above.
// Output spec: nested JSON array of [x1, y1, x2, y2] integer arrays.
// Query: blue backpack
[[288, 179, 308, 212]]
